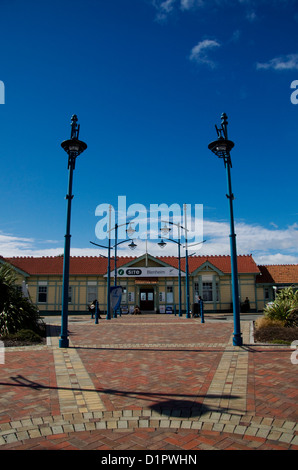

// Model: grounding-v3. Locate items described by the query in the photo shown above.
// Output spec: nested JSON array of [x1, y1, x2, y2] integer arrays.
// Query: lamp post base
[[233, 333, 243, 347], [59, 337, 69, 348]]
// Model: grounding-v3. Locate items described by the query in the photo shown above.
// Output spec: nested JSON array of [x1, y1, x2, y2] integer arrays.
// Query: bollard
[[95, 301, 99, 324], [198, 297, 204, 323], [200, 300, 204, 323]]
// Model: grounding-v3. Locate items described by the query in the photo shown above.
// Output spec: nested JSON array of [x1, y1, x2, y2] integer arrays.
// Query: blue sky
[[0, 0, 298, 264]]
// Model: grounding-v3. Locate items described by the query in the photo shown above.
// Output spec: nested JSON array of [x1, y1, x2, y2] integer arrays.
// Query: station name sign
[[106, 266, 185, 278]]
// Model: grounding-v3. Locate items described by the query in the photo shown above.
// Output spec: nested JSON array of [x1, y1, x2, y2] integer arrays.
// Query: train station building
[[1, 254, 298, 315]]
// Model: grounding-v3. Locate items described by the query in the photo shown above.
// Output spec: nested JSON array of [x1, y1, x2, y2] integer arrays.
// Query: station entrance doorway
[[139, 288, 154, 311]]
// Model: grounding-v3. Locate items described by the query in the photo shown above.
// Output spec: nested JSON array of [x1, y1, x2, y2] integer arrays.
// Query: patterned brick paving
[[0, 315, 297, 450]]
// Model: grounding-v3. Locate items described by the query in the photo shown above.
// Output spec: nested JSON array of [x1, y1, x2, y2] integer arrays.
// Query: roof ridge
[[4, 254, 255, 261], [258, 264, 298, 267]]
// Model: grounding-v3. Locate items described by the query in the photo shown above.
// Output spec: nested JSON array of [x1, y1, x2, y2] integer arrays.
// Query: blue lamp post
[[113, 221, 136, 317], [160, 220, 206, 318], [160, 220, 188, 316], [59, 115, 87, 348], [90, 221, 136, 321], [183, 205, 191, 318], [158, 232, 182, 317], [208, 113, 243, 346]]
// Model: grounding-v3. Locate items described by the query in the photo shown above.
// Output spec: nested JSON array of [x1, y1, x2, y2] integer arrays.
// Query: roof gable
[[0, 257, 30, 277], [191, 260, 224, 277], [119, 253, 177, 269]]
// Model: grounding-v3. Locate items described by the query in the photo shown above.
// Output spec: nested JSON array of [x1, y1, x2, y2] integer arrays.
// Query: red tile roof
[[3, 254, 259, 276], [257, 265, 298, 284], [3, 256, 136, 276], [161, 255, 259, 274]]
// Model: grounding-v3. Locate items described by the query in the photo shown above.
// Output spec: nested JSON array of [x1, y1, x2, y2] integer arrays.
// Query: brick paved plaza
[[0, 315, 297, 450]]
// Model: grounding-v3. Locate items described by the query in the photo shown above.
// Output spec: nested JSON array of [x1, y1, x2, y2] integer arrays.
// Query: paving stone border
[[0, 408, 297, 446]]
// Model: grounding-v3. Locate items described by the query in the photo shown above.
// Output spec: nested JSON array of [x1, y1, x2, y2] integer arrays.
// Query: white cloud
[[254, 253, 298, 265], [0, 233, 35, 255], [152, 0, 204, 21], [230, 29, 241, 42], [2, 220, 298, 265], [152, 0, 177, 21], [180, 0, 204, 10], [256, 53, 298, 71], [246, 10, 257, 21], [189, 39, 221, 68], [197, 220, 298, 264], [159, 0, 176, 13], [0, 232, 63, 258], [151, 0, 296, 22]]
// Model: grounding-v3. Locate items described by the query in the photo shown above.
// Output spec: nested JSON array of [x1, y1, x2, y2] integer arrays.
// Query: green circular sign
[[118, 269, 124, 275]]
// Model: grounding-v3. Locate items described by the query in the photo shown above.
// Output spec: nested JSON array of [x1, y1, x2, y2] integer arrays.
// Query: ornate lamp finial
[[70, 114, 80, 140]]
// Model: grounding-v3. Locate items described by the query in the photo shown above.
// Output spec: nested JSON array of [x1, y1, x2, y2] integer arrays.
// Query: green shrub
[[2, 328, 43, 343], [264, 286, 298, 325], [0, 263, 44, 336], [285, 309, 298, 327], [255, 287, 298, 343]]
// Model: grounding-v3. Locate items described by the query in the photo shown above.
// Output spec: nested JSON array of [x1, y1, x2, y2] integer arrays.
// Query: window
[[194, 281, 199, 301], [216, 282, 220, 302], [68, 286, 72, 304], [87, 283, 97, 303], [38, 286, 47, 303], [166, 286, 173, 303], [202, 282, 212, 302], [122, 287, 127, 303], [148, 292, 154, 301]]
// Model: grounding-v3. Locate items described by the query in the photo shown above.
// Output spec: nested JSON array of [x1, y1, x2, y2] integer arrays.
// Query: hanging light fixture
[[126, 222, 135, 238], [160, 223, 171, 237], [128, 240, 137, 250], [158, 239, 167, 249]]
